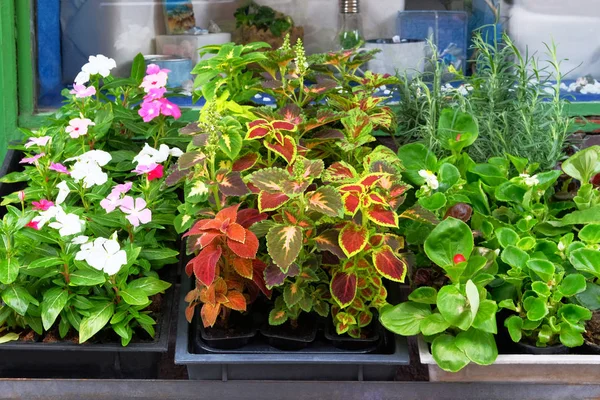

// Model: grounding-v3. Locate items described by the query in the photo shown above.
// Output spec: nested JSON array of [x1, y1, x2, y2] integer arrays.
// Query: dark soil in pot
[[260, 314, 317, 351], [324, 322, 381, 352], [197, 312, 257, 350], [584, 310, 600, 353], [514, 341, 570, 355]]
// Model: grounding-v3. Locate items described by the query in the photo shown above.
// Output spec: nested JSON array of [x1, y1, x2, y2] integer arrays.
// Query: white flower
[[558, 241, 566, 252], [74, 55, 117, 85], [56, 181, 70, 205], [76, 237, 127, 275], [33, 205, 64, 228], [66, 150, 112, 188], [72, 235, 89, 244], [133, 143, 180, 167], [66, 150, 111, 166], [520, 173, 539, 187], [48, 211, 85, 237], [418, 169, 439, 190]]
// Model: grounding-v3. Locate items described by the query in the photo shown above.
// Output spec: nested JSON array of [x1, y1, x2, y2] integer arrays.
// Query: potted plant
[[0, 54, 185, 378], [174, 39, 411, 380]]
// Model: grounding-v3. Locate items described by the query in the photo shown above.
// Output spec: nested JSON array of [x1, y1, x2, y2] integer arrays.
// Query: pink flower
[[144, 87, 167, 101], [119, 196, 152, 227], [158, 98, 181, 119], [24, 136, 51, 149], [18, 191, 25, 202], [70, 84, 96, 98], [133, 163, 158, 175], [148, 164, 164, 181], [138, 100, 161, 123], [140, 71, 169, 93], [32, 199, 54, 211], [20, 153, 45, 164], [66, 117, 95, 139], [25, 220, 40, 230], [112, 182, 132, 195], [49, 162, 69, 174], [100, 192, 122, 213], [146, 64, 170, 75]]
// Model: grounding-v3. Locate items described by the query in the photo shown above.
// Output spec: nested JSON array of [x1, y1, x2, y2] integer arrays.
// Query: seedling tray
[[175, 277, 409, 381], [0, 284, 174, 379]]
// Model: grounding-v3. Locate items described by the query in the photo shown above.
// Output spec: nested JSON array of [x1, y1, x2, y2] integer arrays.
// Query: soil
[[20, 330, 37, 342], [585, 311, 600, 345], [262, 314, 316, 342]]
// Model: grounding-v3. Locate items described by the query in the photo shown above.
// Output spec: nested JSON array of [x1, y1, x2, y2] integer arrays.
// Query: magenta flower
[[144, 87, 167, 102], [25, 220, 40, 230], [69, 84, 96, 98], [20, 153, 45, 165], [49, 162, 69, 174], [147, 164, 164, 181], [140, 72, 169, 93], [24, 136, 51, 149], [66, 117, 95, 139], [32, 199, 54, 211], [119, 196, 152, 227], [146, 64, 170, 75], [100, 192, 122, 213], [159, 98, 181, 119], [138, 100, 161, 122], [133, 163, 158, 175], [112, 182, 132, 195]]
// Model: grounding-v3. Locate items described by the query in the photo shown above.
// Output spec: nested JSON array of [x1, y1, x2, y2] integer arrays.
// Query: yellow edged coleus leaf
[[266, 224, 303, 273], [330, 271, 357, 308], [339, 222, 368, 258], [372, 245, 408, 282], [366, 204, 399, 228], [248, 167, 289, 193], [306, 186, 343, 217], [264, 136, 297, 165], [218, 130, 242, 160]]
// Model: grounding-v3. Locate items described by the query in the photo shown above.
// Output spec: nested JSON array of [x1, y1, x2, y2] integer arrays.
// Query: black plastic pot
[[197, 314, 258, 351], [584, 339, 600, 354], [514, 341, 570, 355], [324, 322, 381, 352], [175, 276, 410, 381], [260, 315, 318, 351], [0, 284, 174, 379]]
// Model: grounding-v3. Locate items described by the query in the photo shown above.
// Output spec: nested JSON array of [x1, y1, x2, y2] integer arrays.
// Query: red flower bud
[[453, 254, 466, 264]]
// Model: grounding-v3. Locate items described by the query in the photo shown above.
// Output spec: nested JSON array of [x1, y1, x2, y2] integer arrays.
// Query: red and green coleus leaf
[[246, 119, 271, 139], [227, 230, 259, 259], [280, 179, 311, 196], [248, 167, 289, 193], [366, 204, 399, 228], [266, 224, 303, 273], [178, 150, 206, 169], [271, 120, 297, 131], [335, 311, 357, 334], [339, 222, 369, 258], [283, 282, 304, 307], [232, 153, 259, 172], [236, 208, 268, 229], [264, 262, 300, 289], [330, 271, 358, 308], [264, 136, 297, 165], [314, 229, 346, 259], [306, 186, 343, 217], [258, 191, 290, 212], [342, 192, 361, 215], [372, 245, 408, 283], [186, 243, 222, 287], [268, 308, 288, 326]]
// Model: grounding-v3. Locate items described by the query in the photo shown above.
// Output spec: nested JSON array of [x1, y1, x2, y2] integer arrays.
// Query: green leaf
[[526, 259, 555, 282], [531, 281, 551, 297], [41, 287, 69, 330], [498, 299, 517, 311], [2, 285, 37, 316], [469, 164, 507, 187], [283, 282, 303, 307], [379, 302, 431, 336], [431, 334, 471, 372], [139, 248, 179, 261], [455, 328, 498, 366], [438, 163, 460, 192], [420, 313, 450, 336], [552, 206, 600, 227], [120, 288, 149, 306], [79, 302, 115, 343], [69, 268, 106, 286], [437, 285, 473, 331], [27, 256, 63, 270], [0, 258, 19, 285], [561, 145, 600, 184], [523, 296, 548, 321], [397, 143, 438, 185], [128, 277, 171, 296], [408, 286, 438, 304], [0, 333, 19, 344], [472, 299, 498, 334], [557, 304, 592, 325], [576, 282, 600, 310], [559, 322, 585, 347], [569, 248, 600, 279], [579, 224, 600, 244], [218, 131, 243, 160], [438, 108, 479, 153], [266, 224, 302, 272], [268, 308, 288, 326], [560, 274, 587, 297], [418, 192, 447, 211], [496, 228, 519, 248], [424, 217, 473, 269], [501, 245, 529, 269], [0, 171, 30, 183], [504, 315, 523, 342], [130, 53, 146, 82]]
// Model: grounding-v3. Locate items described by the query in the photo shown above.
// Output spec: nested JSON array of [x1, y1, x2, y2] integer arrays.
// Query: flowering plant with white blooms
[[0, 54, 186, 345]]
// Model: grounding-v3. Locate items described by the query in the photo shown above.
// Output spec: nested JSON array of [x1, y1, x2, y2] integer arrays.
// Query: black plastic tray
[[175, 276, 409, 381], [0, 283, 175, 379]]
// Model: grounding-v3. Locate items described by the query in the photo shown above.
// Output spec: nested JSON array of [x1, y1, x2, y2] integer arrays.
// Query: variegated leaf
[[218, 131, 243, 160], [323, 161, 357, 183], [342, 192, 360, 215], [339, 223, 368, 258], [399, 205, 440, 225], [314, 229, 346, 259], [266, 224, 303, 272], [372, 245, 407, 282], [264, 263, 300, 289], [330, 271, 357, 308], [232, 153, 258, 172], [300, 158, 325, 179], [280, 179, 311, 196], [271, 120, 297, 131], [178, 151, 206, 170], [248, 168, 289, 193], [246, 119, 270, 140], [258, 191, 290, 212], [366, 205, 399, 228], [217, 171, 249, 197], [306, 186, 343, 217], [265, 136, 297, 164]]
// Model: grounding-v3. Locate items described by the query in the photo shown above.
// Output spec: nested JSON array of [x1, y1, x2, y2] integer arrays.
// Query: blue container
[[396, 10, 468, 73], [144, 55, 193, 89]]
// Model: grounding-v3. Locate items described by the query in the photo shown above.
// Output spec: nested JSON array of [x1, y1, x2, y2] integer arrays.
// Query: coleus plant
[[380, 218, 500, 372], [0, 54, 184, 345]]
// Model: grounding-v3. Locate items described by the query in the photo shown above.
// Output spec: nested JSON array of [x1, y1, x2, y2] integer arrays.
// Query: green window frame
[[1, 0, 600, 164]]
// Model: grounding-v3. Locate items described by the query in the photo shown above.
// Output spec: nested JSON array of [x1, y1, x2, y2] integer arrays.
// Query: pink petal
[[126, 214, 140, 227], [119, 196, 134, 212], [137, 209, 152, 224], [134, 197, 147, 210]]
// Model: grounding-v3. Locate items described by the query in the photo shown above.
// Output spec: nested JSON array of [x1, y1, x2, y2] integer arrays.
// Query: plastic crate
[[396, 10, 468, 73]]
